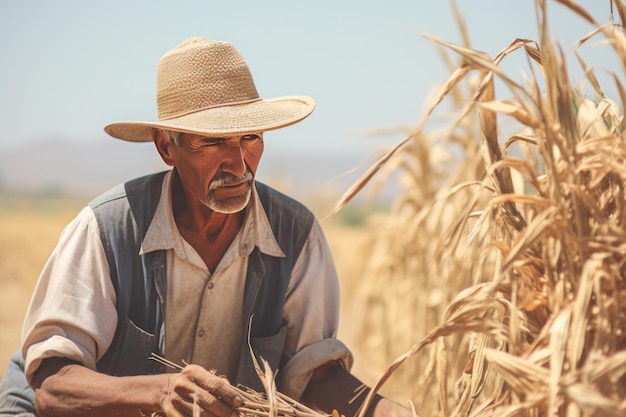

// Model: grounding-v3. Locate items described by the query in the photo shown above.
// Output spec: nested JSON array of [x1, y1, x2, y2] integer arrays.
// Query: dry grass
[[0, 196, 84, 368], [150, 353, 334, 417], [0, 196, 372, 397], [333, 1, 626, 416], [3, 2, 626, 417]]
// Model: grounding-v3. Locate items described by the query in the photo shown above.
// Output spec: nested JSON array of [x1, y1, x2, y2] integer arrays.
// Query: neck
[[169, 170, 246, 272]]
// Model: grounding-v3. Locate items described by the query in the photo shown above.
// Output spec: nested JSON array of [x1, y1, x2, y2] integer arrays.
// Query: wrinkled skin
[[30, 130, 413, 417], [32, 358, 242, 417]]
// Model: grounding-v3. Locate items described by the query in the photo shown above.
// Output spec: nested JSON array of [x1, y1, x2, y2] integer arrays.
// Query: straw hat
[[104, 37, 315, 142]]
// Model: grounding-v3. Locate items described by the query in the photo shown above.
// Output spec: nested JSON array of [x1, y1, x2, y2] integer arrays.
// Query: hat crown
[[157, 38, 260, 120]]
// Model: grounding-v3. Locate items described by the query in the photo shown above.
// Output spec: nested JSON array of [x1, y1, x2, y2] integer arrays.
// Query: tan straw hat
[[104, 37, 315, 142]]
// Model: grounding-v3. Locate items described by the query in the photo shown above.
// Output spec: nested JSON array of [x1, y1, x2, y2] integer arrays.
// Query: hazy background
[[0, 0, 621, 204], [0, 0, 624, 395]]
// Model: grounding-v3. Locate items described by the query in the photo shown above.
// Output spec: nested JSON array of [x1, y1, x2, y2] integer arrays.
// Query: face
[[155, 130, 264, 214]]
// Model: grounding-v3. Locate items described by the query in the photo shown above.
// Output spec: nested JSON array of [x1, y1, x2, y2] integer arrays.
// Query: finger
[[168, 373, 207, 417], [167, 383, 197, 417], [171, 387, 238, 417], [185, 366, 243, 408], [162, 400, 188, 417], [192, 391, 239, 417]]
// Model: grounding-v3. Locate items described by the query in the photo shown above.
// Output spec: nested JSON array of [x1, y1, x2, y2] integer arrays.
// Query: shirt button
[[198, 327, 205, 337], [207, 282, 214, 289]]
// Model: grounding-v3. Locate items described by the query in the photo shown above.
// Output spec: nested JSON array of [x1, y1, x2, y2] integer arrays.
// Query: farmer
[[0, 38, 410, 417]]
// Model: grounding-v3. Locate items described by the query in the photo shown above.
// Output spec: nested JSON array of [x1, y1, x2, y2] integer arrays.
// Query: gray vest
[[91, 171, 314, 391]]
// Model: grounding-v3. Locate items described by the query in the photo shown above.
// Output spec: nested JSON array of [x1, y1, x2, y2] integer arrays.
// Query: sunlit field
[[3, 2, 626, 416], [0, 194, 377, 383], [0, 196, 85, 367]]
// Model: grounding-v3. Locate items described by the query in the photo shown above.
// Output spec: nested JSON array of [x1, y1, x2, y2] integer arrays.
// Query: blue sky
[[0, 1, 621, 159]]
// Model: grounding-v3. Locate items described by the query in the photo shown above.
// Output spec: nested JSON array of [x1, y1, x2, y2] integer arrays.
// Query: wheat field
[[3, 2, 626, 417], [327, 1, 626, 416], [0, 198, 83, 367], [0, 196, 376, 383]]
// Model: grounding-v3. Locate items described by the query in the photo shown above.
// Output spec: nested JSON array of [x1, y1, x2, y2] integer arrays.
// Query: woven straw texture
[[105, 37, 315, 142]]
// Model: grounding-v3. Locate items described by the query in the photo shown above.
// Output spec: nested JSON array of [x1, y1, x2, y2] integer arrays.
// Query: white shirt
[[21, 170, 353, 399]]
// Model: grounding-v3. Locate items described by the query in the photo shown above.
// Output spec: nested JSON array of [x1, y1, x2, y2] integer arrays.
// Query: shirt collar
[[140, 171, 285, 259]]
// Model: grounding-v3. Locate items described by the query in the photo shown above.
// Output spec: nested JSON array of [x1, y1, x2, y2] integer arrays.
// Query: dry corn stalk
[[337, 1, 626, 416], [150, 353, 334, 417]]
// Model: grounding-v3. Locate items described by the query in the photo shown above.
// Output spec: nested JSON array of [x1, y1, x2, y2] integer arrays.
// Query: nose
[[220, 142, 247, 177]]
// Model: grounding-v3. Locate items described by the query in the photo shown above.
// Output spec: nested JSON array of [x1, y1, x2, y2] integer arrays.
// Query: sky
[[0, 0, 622, 162]]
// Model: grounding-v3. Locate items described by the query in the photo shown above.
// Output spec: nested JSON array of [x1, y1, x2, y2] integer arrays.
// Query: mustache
[[209, 170, 253, 190]]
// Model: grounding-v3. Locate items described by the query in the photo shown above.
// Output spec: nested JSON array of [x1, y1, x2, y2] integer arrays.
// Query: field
[[0, 194, 379, 386], [0, 196, 84, 368], [3, 3, 626, 416]]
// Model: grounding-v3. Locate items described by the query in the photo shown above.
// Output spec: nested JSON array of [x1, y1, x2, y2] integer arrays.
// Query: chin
[[203, 192, 251, 214]]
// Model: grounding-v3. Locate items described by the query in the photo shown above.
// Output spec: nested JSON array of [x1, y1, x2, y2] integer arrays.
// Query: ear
[[152, 129, 176, 166]]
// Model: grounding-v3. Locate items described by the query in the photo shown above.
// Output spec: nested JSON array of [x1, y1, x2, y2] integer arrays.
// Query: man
[[0, 37, 408, 417]]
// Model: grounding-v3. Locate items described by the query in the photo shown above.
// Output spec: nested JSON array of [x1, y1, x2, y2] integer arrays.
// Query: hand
[[162, 365, 243, 417]]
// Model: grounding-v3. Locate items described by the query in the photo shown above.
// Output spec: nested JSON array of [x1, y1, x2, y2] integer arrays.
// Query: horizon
[[1, 1, 622, 205], [1, 1, 620, 157]]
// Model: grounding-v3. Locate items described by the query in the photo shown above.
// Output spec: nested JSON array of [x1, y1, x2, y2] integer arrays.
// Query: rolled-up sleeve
[[21, 207, 117, 385], [278, 219, 353, 400]]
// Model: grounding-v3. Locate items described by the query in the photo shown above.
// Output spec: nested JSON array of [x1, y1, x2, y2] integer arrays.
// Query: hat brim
[[104, 95, 315, 142]]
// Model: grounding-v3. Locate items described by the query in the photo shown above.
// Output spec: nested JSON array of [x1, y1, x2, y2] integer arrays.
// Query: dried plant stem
[[342, 2, 626, 417], [150, 353, 331, 417]]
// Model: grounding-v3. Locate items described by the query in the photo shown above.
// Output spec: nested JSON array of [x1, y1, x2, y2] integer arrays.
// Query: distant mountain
[[0, 138, 398, 207], [0, 138, 167, 196]]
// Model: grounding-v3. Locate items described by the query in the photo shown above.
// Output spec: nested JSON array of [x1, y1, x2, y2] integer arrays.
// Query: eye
[[242, 134, 261, 141], [199, 137, 226, 146]]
